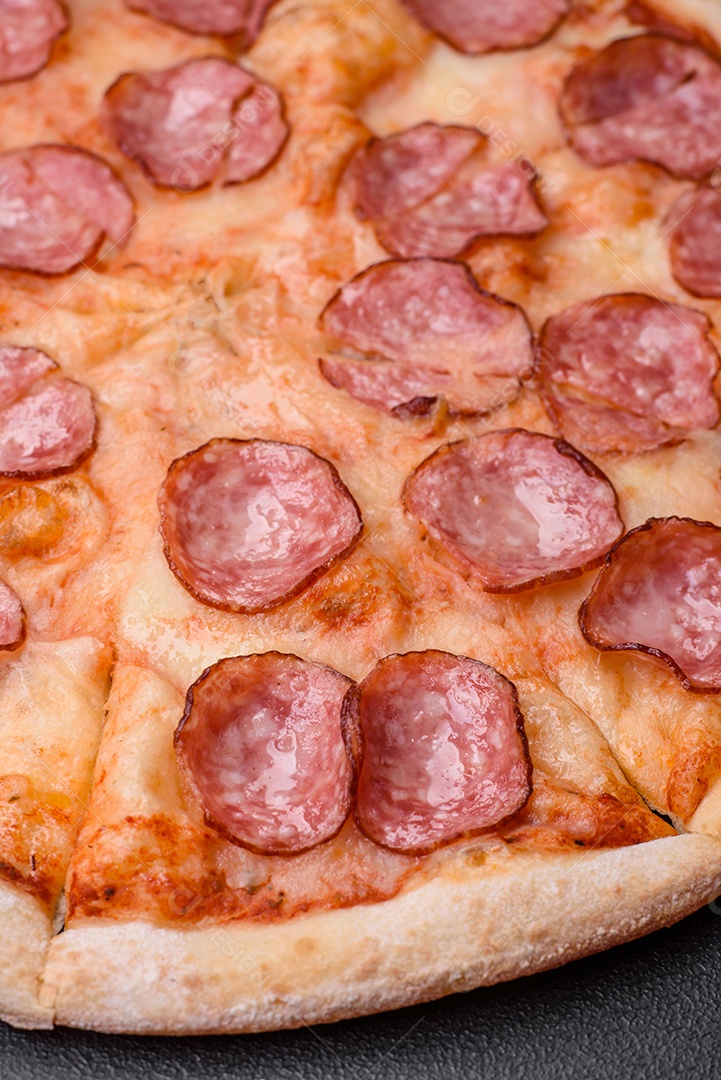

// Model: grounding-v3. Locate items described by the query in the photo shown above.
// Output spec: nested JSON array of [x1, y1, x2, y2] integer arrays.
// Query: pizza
[[2, 0, 721, 1037]]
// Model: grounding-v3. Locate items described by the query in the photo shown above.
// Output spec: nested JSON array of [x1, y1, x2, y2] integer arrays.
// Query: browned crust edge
[[38, 833, 721, 1035]]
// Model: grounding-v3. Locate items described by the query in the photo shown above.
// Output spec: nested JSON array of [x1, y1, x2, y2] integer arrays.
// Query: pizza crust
[[0, 881, 53, 1030], [40, 833, 721, 1034]]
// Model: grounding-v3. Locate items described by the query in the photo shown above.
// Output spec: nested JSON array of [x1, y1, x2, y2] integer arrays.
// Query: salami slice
[[176, 653, 354, 854], [0, 346, 57, 410], [0, 379, 96, 478], [626, 1, 719, 53], [125, 0, 275, 41], [348, 124, 547, 258], [667, 186, 721, 298], [103, 58, 287, 190], [403, 429, 623, 592], [580, 517, 721, 693], [224, 82, 287, 185], [0, 581, 25, 651], [344, 651, 531, 852], [560, 34, 721, 179], [535, 293, 719, 454], [319, 259, 533, 417], [158, 439, 363, 613], [0, 145, 134, 274], [399, 0, 569, 54], [0, 0, 67, 83]]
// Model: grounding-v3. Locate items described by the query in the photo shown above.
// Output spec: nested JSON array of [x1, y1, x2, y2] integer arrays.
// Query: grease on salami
[[0, 346, 57, 410], [399, 0, 569, 54], [158, 439, 363, 613], [403, 429, 623, 592], [535, 293, 719, 454], [580, 518, 721, 693], [344, 651, 531, 852], [0, 581, 25, 651], [0, 344, 97, 478], [348, 123, 547, 258], [560, 34, 721, 179], [103, 58, 287, 190], [319, 259, 533, 417], [176, 653, 354, 855], [125, 0, 275, 41], [0, 379, 96, 478], [0, 145, 134, 274], [0, 0, 67, 83], [667, 186, 721, 298]]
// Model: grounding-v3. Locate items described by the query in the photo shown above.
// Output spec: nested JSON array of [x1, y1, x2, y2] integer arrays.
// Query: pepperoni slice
[[580, 517, 721, 693], [29, 148, 134, 244], [625, 1, 699, 38], [403, 429, 623, 592], [319, 259, 533, 417], [560, 35, 721, 179], [0, 346, 57, 410], [125, 0, 275, 41], [0, 346, 96, 478], [348, 123, 547, 258], [0, 581, 25, 651], [399, 0, 569, 54], [344, 651, 531, 852], [0, 0, 67, 83], [667, 186, 721, 298], [158, 439, 363, 614], [535, 293, 719, 454], [103, 58, 287, 190], [626, 3, 720, 54], [176, 653, 354, 854], [0, 379, 96, 478], [0, 145, 134, 275]]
